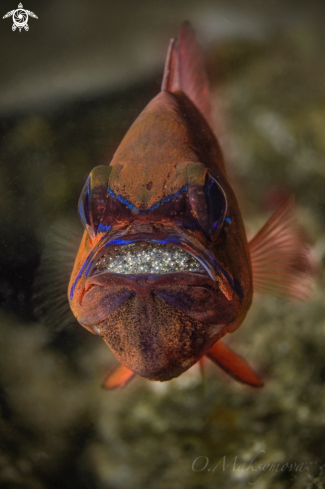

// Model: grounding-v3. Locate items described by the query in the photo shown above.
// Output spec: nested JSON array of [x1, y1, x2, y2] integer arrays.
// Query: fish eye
[[78, 175, 96, 238], [78, 165, 112, 238], [187, 163, 227, 241], [202, 172, 227, 239]]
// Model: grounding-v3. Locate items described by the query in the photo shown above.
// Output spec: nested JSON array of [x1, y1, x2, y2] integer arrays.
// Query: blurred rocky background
[[1, 0, 325, 488]]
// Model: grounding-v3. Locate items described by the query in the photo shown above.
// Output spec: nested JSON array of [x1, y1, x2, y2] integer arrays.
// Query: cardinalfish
[[39, 23, 313, 390]]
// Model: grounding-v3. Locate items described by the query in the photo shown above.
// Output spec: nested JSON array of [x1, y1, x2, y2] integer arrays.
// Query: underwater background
[[1, 0, 325, 487]]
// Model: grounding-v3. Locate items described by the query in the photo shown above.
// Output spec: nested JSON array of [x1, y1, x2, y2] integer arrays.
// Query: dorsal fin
[[161, 22, 212, 125]]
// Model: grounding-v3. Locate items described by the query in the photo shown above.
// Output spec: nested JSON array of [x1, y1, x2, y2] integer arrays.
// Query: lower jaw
[[124, 324, 227, 382], [111, 351, 201, 382], [98, 305, 227, 382]]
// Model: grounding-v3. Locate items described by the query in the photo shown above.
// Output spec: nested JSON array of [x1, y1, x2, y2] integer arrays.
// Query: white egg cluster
[[95, 242, 203, 274]]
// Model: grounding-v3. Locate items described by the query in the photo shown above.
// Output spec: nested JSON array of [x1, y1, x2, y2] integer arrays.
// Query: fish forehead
[[108, 91, 222, 209]]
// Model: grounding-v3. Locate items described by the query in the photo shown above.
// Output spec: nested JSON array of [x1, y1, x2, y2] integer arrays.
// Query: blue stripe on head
[[98, 223, 111, 233], [107, 188, 135, 209], [107, 185, 187, 214]]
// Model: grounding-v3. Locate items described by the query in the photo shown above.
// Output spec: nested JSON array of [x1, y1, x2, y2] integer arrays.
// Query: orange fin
[[249, 198, 314, 301], [206, 341, 263, 387], [161, 22, 212, 125], [102, 364, 135, 390]]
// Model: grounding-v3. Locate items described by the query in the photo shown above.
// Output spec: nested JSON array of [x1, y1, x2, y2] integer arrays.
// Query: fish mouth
[[77, 232, 240, 376], [85, 231, 232, 284], [82, 232, 236, 304], [93, 240, 206, 276]]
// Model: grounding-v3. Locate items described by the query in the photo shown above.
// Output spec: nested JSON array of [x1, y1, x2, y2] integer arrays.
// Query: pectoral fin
[[249, 198, 315, 301], [33, 222, 82, 332], [206, 341, 263, 387], [102, 364, 136, 390]]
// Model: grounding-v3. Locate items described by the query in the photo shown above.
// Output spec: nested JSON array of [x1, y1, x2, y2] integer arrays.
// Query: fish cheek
[[77, 286, 135, 326], [96, 293, 221, 381], [153, 285, 238, 325]]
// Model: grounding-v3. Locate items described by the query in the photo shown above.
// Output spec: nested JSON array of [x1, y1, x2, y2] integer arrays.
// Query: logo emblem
[[3, 3, 38, 32]]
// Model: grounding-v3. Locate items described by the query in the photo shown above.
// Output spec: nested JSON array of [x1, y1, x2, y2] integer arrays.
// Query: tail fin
[[161, 22, 212, 125]]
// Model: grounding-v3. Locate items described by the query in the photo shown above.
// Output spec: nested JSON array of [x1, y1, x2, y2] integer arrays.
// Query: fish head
[[68, 93, 253, 381]]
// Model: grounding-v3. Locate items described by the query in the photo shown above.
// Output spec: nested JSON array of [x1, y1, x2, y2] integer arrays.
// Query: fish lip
[[85, 270, 215, 294], [82, 230, 236, 299]]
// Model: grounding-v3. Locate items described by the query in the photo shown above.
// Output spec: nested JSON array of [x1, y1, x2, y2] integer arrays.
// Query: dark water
[[1, 1, 325, 488]]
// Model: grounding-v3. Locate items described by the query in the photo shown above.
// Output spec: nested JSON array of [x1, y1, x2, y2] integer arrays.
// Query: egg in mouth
[[94, 241, 205, 275]]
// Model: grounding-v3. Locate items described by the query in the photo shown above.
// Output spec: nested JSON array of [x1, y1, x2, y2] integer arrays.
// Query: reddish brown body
[[68, 24, 312, 388]]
